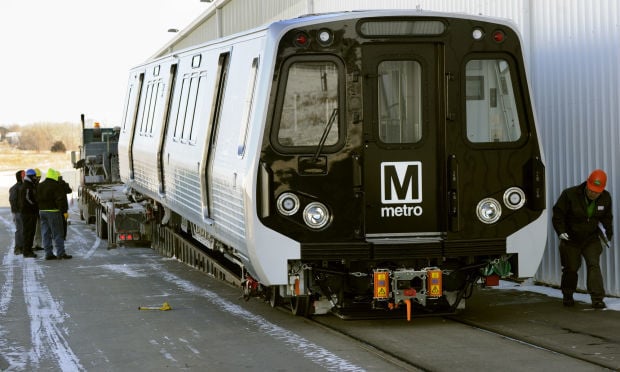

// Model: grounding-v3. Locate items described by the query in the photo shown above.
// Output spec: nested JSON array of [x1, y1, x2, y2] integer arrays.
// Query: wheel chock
[[138, 301, 172, 311]]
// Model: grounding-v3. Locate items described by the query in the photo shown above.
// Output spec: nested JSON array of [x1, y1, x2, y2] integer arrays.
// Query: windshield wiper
[[312, 108, 338, 162]]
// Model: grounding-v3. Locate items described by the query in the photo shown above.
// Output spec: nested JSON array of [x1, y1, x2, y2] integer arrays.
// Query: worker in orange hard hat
[[552, 169, 613, 309]]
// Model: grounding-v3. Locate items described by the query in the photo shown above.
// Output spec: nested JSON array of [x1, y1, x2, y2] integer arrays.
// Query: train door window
[[173, 72, 207, 144], [121, 85, 133, 133], [173, 77, 190, 140], [238, 57, 259, 158], [377, 60, 422, 143], [146, 81, 163, 135], [465, 59, 522, 143], [139, 83, 153, 135], [123, 73, 144, 134], [275, 56, 343, 149]]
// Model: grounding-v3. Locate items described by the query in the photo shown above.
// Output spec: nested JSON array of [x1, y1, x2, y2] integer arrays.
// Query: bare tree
[[18, 122, 81, 152]]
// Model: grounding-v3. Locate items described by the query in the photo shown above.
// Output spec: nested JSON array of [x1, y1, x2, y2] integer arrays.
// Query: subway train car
[[117, 10, 547, 316]]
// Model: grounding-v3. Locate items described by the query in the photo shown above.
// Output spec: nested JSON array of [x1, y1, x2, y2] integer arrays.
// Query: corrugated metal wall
[[157, 0, 620, 297], [528, 0, 620, 296], [220, 0, 307, 36]]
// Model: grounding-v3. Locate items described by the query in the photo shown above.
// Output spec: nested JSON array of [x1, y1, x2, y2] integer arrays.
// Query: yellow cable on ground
[[138, 302, 172, 311]]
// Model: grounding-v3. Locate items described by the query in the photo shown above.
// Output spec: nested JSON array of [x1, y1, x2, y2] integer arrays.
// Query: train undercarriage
[[263, 258, 491, 319], [153, 222, 507, 319]]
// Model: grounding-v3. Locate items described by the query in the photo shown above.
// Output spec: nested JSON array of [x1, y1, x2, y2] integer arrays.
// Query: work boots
[[562, 292, 575, 307]]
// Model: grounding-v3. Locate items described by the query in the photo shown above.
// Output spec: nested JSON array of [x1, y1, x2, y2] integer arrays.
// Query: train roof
[[142, 9, 520, 70]]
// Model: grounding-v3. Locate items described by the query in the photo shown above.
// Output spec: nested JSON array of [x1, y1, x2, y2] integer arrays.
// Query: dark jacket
[[9, 170, 23, 213], [58, 177, 72, 194], [19, 177, 39, 215], [552, 182, 613, 244], [37, 178, 68, 213]]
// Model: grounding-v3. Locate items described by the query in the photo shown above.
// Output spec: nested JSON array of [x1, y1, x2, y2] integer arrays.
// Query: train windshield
[[465, 59, 522, 143], [378, 60, 422, 143], [276, 60, 340, 147]]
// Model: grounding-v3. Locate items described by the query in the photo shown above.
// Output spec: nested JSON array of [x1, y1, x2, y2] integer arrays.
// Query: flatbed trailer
[[73, 114, 150, 249]]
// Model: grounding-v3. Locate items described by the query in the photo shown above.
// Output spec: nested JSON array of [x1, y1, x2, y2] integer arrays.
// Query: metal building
[[153, 0, 620, 297]]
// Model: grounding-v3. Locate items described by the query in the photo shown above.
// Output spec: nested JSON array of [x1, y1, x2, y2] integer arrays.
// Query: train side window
[[238, 57, 259, 158], [465, 59, 522, 143], [377, 60, 422, 144], [276, 59, 341, 148]]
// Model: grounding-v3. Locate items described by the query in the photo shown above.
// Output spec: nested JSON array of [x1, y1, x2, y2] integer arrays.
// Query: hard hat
[[587, 169, 607, 193], [26, 169, 36, 176], [46, 168, 59, 181], [34, 168, 41, 177]]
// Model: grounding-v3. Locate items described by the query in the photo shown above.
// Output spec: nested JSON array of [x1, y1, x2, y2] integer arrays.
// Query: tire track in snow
[[150, 265, 364, 371], [0, 215, 28, 369], [22, 259, 84, 371]]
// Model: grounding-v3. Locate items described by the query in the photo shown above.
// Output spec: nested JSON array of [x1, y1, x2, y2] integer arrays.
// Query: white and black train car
[[118, 10, 547, 317]]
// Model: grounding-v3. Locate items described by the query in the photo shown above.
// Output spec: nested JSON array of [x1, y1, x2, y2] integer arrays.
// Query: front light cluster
[[276, 192, 331, 229], [476, 187, 526, 224]]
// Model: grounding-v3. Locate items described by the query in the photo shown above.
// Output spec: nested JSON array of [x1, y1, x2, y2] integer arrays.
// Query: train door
[[157, 63, 177, 196], [124, 72, 144, 181], [201, 51, 230, 221], [362, 44, 444, 239]]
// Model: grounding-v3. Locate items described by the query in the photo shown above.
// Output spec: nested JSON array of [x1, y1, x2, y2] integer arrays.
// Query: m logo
[[381, 161, 422, 204]]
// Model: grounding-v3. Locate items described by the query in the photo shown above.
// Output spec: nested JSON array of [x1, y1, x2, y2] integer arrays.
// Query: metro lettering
[[381, 204, 423, 218]]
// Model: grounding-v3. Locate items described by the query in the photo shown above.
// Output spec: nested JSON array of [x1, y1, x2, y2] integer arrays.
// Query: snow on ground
[[496, 279, 620, 311]]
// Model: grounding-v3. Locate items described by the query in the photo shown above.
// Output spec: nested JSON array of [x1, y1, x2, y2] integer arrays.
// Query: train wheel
[[290, 296, 310, 317], [269, 286, 280, 308]]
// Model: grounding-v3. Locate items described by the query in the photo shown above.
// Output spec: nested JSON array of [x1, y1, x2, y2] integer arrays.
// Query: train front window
[[277, 60, 340, 147], [465, 59, 522, 143], [378, 60, 422, 144]]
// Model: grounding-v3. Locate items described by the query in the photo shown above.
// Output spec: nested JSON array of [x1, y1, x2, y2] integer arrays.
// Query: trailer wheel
[[290, 296, 310, 317], [269, 286, 280, 308], [95, 208, 101, 237], [96, 207, 108, 239]]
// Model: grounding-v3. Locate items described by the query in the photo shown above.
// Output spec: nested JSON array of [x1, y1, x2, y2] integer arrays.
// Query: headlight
[[476, 198, 501, 224], [303, 202, 330, 229], [503, 187, 526, 210], [317, 29, 333, 46], [276, 192, 300, 216]]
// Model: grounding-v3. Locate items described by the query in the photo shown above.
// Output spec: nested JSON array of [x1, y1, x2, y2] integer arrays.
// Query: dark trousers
[[22, 213, 38, 255], [40, 211, 66, 257], [560, 238, 605, 300], [13, 212, 23, 251]]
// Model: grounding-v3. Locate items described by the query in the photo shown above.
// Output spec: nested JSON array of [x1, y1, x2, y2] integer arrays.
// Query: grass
[[0, 142, 77, 207], [0, 142, 73, 173]]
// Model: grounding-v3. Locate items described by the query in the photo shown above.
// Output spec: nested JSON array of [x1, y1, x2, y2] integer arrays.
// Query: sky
[[0, 0, 211, 127]]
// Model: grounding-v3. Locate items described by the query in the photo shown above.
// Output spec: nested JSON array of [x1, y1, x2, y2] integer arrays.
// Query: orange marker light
[[427, 269, 443, 297], [373, 271, 389, 299]]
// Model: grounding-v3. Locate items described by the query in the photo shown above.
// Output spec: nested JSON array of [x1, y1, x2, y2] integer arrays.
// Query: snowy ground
[[495, 279, 620, 311]]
